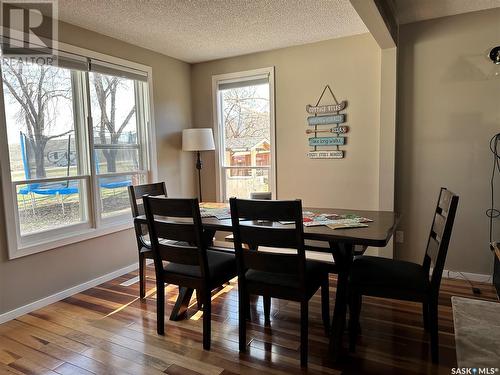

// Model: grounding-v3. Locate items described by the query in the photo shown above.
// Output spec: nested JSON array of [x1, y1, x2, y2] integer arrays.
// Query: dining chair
[[229, 198, 330, 367], [128, 182, 167, 298], [143, 196, 237, 350], [348, 187, 459, 363]]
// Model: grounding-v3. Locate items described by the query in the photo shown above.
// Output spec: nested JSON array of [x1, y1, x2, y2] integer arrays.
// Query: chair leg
[[263, 296, 271, 326], [245, 294, 252, 321], [202, 287, 211, 350], [156, 282, 165, 335], [139, 253, 147, 299], [196, 289, 203, 310], [321, 277, 330, 336], [423, 301, 429, 331], [300, 301, 309, 367], [348, 291, 361, 352], [239, 287, 247, 352], [429, 300, 439, 363]]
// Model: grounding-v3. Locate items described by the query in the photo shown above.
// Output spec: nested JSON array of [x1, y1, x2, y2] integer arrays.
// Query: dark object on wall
[[488, 46, 500, 65]]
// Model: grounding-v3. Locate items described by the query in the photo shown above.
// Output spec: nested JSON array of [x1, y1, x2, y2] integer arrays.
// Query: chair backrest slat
[[239, 225, 298, 249], [143, 196, 208, 272], [243, 251, 299, 274], [128, 182, 167, 218], [230, 198, 306, 278], [233, 198, 299, 222], [157, 242, 200, 266], [146, 197, 197, 218], [155, 220, 198, 243], [422, 187, 459, 295]]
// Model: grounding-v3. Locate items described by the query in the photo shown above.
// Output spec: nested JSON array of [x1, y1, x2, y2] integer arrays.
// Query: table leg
[[204, 229, 216, 246], [169, 286, 194, 321], [329, 241, 354, 361]]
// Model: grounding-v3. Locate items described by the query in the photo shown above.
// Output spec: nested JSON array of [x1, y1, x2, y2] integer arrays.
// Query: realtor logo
[[0, 0, 57, 59]]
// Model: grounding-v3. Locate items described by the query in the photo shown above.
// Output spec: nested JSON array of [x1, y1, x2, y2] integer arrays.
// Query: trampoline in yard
[[18, 132, 132, 214]]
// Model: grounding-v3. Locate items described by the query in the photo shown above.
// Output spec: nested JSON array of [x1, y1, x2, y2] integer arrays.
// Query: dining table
[[135, 205, 399, 360]]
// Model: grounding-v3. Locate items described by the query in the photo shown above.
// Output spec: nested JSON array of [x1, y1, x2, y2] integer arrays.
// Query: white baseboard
[[444, 269, 492, 283], [0, 262, 140, 325]]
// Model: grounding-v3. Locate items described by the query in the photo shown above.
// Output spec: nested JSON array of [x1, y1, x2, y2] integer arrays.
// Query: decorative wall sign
[[305, 84, 348, 159], [305, 126, 348, 134], [309, 137, 345, 146], [307, 151, 344, 159], [307, 114, 345, 126], [306, 101, 347, 114]]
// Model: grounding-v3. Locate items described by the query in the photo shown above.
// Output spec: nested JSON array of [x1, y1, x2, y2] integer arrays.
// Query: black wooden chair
[[128, 182, 167, 298], [348, 187, 459, 363], [229, 198, 330, 367], [143, 196, 236, 350]]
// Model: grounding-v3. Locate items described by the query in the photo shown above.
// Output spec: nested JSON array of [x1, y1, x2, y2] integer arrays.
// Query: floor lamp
[[182, 128, 215, 202]]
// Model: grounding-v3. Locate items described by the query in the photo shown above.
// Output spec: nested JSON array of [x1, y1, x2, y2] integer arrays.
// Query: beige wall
[[0, 21, 195, 314], [396, 8, 500, 275], [191, 34, 383, 210]]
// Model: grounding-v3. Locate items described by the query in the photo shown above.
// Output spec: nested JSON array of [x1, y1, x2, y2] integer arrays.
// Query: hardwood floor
[[0, 265, 496, 375]]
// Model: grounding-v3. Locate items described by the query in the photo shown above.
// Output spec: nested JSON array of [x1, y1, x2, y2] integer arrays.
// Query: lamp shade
[[182, 128, 215, 151]]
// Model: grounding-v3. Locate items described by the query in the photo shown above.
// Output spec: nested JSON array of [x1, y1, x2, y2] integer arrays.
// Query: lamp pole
[[196, 150, 203, 202]]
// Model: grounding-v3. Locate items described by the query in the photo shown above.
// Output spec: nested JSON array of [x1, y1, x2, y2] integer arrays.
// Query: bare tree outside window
[[2, 60, 73, 179], [222, 86, 269, 141], [91, 73, 136, 173]]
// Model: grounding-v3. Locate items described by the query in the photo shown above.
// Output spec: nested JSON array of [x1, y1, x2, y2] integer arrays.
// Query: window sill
[[9, 220, 134, 260]]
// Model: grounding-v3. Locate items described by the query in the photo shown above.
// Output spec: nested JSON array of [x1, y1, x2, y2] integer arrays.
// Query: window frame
[[212, 67, 276, 202], [0, 40, 157, 259]]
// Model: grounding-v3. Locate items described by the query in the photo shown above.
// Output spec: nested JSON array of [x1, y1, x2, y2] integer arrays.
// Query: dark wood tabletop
[[135, 206, 399, 248]]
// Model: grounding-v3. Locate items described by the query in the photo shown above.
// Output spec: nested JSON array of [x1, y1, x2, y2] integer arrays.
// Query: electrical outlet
[[395, 231, 404, 243]]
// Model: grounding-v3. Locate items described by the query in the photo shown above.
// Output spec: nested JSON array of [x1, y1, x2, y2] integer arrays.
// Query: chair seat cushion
[[350, 256, 430, 297], [245, 260, 328, 292], [164, 250, 236, 282]]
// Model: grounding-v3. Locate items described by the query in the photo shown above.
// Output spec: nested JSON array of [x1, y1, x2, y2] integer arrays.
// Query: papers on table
[[198, 204, 373, 228], [199, 203, 231, 220], [280, 211, 373, 228], [326, 222, 369, 230]]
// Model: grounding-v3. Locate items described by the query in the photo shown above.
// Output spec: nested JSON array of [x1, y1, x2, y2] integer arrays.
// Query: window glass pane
[[89, 72, 138, 142], [1, 60, 80, 181], [99, 174, 145, 218], [221, 83, 270, 167], [219, 79, 271, 201], [16, 179, 88, 235], [224, 167, 269, 199], [94, 147, 140, 174]]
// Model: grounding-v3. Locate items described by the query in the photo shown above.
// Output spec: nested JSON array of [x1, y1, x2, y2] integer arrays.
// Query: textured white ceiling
[[56, 0, 368, 63], [395, 0, 500, 24]]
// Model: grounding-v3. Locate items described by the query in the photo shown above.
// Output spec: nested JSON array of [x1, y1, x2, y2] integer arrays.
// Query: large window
[[213, 68, 275, 201], [0, 44, 154, 258]]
